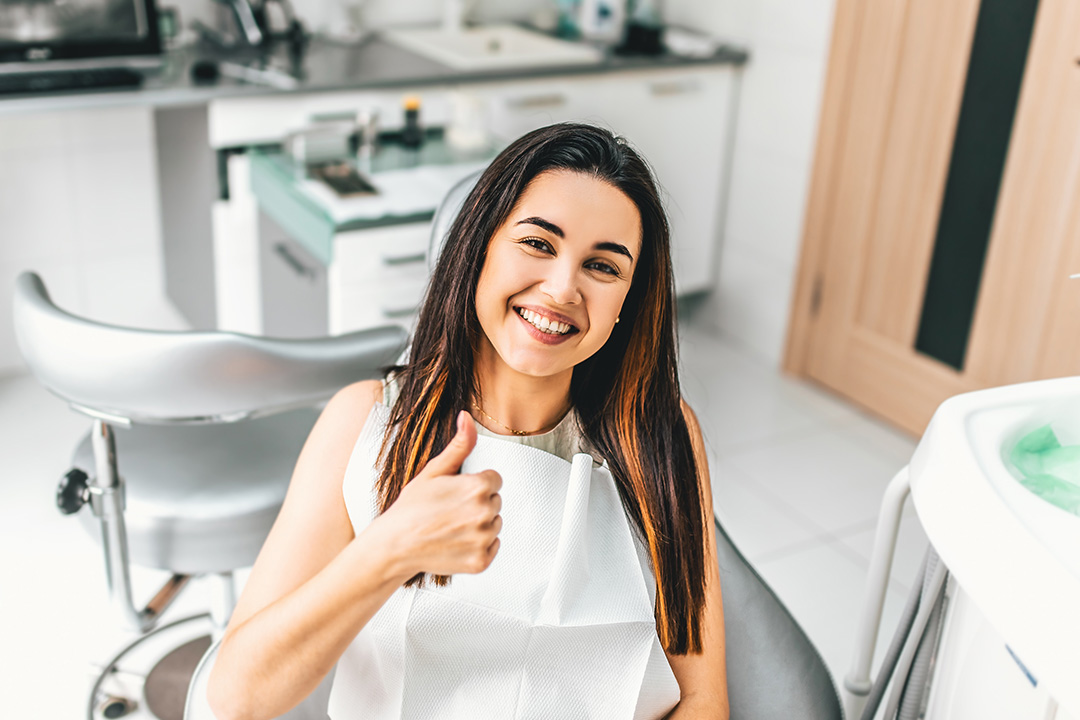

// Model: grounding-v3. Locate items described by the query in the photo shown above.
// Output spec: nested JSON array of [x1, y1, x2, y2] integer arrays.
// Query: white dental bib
[[327, 402, 681, 719]]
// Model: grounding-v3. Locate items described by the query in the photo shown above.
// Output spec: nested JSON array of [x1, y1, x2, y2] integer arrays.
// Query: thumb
[[420, 410, 477, 478]]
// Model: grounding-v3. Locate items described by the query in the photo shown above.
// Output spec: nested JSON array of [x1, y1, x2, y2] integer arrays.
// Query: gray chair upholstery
[[717, 519, 843, 719], [185, 516, 843, 719], [427, 169, 480, 272]]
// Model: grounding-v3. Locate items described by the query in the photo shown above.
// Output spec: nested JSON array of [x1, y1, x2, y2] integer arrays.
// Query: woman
[[208, 123, 728, 719]]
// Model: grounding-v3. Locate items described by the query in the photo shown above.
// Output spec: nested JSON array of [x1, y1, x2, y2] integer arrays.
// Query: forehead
[[506, 170, 643, 254]]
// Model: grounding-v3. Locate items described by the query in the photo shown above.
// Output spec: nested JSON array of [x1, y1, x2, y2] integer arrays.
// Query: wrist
[[357, 515, 415, 586]]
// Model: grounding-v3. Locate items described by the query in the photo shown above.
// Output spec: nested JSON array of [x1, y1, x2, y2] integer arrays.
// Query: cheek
[[595, 286, 630, 325], [475, 249, 521, 324], [478, 249, 531, 305]]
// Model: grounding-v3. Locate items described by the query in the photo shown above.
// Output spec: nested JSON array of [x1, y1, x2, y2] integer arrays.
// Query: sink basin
[[908, 376, 1080, 714], [382, 24, 604, 71]]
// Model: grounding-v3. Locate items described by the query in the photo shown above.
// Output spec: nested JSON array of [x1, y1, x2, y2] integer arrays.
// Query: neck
[[473, 340, 573, 436]]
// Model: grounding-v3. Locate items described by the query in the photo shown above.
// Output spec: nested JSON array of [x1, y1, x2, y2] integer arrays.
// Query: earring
[[615, 317, 620, 324]]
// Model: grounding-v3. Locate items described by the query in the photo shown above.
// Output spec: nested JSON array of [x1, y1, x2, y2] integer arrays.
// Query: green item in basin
[[1009, 424, 1080, 517]]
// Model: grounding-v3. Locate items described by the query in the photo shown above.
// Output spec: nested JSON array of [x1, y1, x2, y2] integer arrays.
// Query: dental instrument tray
[[309, 161, 378, 198]]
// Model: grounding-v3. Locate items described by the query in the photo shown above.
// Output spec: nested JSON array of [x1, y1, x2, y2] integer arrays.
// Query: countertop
[[0, 30, 749, 116]]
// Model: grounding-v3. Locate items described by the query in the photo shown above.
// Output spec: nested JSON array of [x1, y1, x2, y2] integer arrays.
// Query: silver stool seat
[[72, 409, 318, 574], [13, 270, 408, 720]]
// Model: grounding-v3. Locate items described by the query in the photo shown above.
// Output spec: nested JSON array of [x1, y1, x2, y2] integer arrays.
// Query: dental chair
[[12, 272, 408, 720], [182, 171, 844, 720]]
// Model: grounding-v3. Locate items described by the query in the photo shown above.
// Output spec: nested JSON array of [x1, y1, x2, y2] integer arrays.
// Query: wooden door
[[785, 0, 1080, 436]]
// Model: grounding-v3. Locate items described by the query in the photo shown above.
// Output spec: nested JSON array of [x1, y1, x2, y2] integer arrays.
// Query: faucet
[[215, 0, 264, 45], [442, 0, 465, 33]]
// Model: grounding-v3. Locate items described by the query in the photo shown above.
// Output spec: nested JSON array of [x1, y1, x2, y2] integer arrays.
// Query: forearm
[[208, 520, 411, 720], [663, 694, 730, 720]]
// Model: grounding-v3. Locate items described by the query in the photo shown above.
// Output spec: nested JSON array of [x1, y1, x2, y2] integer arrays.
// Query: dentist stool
[[183, 516, 844, 720], [13, 271, 408, 720]]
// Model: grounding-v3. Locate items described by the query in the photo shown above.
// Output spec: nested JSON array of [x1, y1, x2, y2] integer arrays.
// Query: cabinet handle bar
[[506, 94, 567, 110], [273, 243, 317, 279], [381, 252, 427, 266]]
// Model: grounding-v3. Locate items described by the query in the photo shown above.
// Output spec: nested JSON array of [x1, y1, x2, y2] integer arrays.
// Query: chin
[[502, 351, 572, 379]]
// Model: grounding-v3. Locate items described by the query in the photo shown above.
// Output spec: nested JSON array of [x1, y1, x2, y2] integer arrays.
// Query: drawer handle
[[274, 243, 317, 279], [380, 304, 420, 319], [506, 93, 567, 110], [649, 80, 701, 97], [381, 252, 427, 267]]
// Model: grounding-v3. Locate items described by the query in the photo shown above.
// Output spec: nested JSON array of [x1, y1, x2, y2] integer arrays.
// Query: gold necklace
[[471, 398, 569, 436]]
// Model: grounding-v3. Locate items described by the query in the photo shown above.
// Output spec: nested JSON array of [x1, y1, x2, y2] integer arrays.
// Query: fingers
[[421, 410, 477, 478], [477, 468, 503, 494]]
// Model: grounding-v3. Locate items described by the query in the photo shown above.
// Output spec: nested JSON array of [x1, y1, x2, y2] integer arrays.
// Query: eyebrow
[[515, 216, 635, 262]]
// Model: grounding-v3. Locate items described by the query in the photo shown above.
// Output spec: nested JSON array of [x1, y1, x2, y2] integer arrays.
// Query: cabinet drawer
[[470, 76, 599, 142], [332, 222, 432, 285], [330, 271, 429, 334]]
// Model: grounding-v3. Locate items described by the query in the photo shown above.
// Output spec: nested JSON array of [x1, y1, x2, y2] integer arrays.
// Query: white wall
[[0, 107, 190, 375], [669, 0, 837, 367]]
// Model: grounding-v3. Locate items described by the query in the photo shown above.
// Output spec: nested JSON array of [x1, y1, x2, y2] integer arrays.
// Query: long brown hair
[[376, 123, 708, 655]]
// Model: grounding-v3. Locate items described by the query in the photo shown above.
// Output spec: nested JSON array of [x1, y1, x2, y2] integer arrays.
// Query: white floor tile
[[755, 539, 911, 682], [835, 509, 931, 596], [710, 456, 825, 564], [724, 422, 906, 534], [679, 324, 862, 454]]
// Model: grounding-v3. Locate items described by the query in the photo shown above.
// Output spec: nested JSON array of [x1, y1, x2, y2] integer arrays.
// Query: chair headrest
[[12, 272, 408, 424], [429, 170, 483, 271]]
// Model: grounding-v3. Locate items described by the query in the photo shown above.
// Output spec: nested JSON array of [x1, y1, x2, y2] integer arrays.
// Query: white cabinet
[[596, 69, 735, 294], [470, 75, 600, 140], [329, 222, 431, 334]]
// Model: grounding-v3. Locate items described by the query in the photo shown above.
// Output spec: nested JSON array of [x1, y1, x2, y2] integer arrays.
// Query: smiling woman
[[207, 124, 728, 720], [474, 169, 641, 381]]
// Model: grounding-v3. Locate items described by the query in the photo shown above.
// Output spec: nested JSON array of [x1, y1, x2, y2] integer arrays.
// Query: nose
[[539, 257, 582, 306]]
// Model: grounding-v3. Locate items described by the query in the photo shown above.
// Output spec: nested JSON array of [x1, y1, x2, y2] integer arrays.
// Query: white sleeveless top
[[326, 383, 681, 719]]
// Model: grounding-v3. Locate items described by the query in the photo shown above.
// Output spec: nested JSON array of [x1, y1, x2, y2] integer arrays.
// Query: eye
[[586, 260, 622, 277], [518, 237, 554, 254]]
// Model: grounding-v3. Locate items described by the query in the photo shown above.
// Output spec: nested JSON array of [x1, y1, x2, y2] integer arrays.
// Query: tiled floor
[[0, 311, 928, 718]]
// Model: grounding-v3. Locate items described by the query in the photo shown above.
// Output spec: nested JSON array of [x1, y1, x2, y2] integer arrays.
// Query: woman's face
[[474, 169, 643, 379]]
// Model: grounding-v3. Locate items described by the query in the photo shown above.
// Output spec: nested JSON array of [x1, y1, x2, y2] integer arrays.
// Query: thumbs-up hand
[[375, 411, 503, 578]]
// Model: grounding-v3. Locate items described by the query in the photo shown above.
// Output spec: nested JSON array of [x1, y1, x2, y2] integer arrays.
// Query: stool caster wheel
[[97, 694, 137, 719]]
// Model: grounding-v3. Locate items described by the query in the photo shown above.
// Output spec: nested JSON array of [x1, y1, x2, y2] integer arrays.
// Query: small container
[[402, 96, 423, 149], [357, 108, 379, 158]]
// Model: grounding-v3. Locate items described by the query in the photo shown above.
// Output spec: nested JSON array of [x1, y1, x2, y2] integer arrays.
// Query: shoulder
[[328, 378, 384, 413], [680, 398, 713, 498], [308, 379, 385, 450], [680, 398, 704, 444]]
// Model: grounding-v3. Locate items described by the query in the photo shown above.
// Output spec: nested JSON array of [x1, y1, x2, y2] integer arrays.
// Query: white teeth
[[517, 308, 571, 335]]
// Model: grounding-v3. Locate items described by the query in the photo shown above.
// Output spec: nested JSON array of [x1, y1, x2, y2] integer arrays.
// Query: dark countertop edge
[[0, 36, 748, 116], [307, 46, 751, 91]]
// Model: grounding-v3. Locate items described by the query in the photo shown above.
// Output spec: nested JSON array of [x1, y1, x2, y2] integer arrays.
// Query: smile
[[515, 306, 577, 336]]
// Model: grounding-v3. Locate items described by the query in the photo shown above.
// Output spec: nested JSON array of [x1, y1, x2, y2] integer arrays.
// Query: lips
[[513, 304, 580, 333], [513, 306, 580, 345]]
